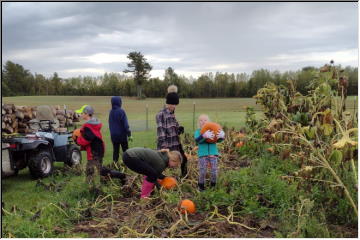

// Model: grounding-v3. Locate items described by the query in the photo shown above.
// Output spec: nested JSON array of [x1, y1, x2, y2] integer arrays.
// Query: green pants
[[86, 156, 102, 187]]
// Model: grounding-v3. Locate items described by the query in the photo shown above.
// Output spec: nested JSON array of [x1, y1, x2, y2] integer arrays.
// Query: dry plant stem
[[209, 206, 256, 231], [350, 159, 357, 186], [48, 203, 69, 217], [282, 175, 338, 186], [298, 134, 358, 216]]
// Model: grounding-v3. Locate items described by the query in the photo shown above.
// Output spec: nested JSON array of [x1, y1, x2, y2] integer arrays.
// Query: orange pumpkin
[[200, 122, 222, 143], [236, 141, 244, 148], [72, 128, 81, 141], [158, 176, 177, 189], [238, 133, 246, 138], [179, 199, 196, 214], [267, 147, 274, 153]]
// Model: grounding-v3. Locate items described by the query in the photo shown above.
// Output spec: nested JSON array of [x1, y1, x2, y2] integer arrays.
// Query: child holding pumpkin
[[122, 147, 182, 198], [194, 114, 225, 191]]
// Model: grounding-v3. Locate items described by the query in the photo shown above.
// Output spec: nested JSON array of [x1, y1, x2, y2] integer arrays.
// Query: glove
[[128, 136, 133, 142], [216, 130, 225, 139], [178, 126, 184, 135], [202, 130, 215, 140]]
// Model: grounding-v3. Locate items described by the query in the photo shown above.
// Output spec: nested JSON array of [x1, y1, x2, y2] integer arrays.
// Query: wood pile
[[2, 104, 80, 134]]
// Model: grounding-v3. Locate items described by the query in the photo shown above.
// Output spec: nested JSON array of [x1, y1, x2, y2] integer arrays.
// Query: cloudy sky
[[2, 2, 358, 79]]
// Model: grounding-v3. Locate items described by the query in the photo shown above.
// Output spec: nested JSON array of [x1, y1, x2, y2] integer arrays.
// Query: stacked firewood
[[2, 104, 80, 134]]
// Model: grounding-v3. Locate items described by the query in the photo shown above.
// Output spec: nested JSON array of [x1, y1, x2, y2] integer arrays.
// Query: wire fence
[[128, 97, 358, 133]]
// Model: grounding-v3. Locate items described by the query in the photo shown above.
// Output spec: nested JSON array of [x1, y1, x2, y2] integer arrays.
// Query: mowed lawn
[[1, 95, 357, 237]]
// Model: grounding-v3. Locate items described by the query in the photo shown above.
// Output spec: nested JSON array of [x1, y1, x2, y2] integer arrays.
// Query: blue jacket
[[194, 129, 222, 157], [109, 96, 131, 142]]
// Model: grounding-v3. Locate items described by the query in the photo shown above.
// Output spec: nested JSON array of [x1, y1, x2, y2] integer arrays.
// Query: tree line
[[2, 60, 358, 98]]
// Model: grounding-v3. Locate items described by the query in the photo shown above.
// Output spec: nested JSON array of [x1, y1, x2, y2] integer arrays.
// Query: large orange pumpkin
[[179, 199, 196, 214], [200, 122, 222, 143], [158, 176, 177, 189], [72, 128, 81, 141]]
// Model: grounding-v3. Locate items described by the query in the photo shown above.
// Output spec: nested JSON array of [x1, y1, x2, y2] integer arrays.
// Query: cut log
[[56, 110, 65, 116], [10, 114, 16, 122], [18, 122, 28, 128], [3, 104, 15, 114], [11, 120, 18, 129], [67, 118, 73, 126], [4, 126, 13, 134], [16, 111, 24, 120], [56, 115, 65, 121]]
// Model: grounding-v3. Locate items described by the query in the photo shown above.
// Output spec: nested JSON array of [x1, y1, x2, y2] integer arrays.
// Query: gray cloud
[[2, 2, 358, 79]]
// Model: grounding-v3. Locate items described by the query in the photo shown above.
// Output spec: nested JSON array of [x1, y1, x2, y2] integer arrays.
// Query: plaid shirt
[[156, 108, 181, 151]]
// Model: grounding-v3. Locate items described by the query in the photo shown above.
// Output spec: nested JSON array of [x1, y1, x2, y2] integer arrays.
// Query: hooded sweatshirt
[[77, 117, 105, 160], [109, 96, 131, 142]]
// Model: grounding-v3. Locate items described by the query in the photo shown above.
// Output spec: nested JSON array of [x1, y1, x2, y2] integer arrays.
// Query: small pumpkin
[[179, 199, 196, 214], [72, 128, 81, 141], [200, 122, 222, 143], [238, 133, 246, 138], [158, 176, 177, 190], [236, 141, 244, 148], [267, 147, 274, 153]]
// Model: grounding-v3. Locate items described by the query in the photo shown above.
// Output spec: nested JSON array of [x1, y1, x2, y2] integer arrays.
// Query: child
[[122, 147, 182, 198], [194, 114, 225, 191], [74, 105, 106, 190], [109, 96, 132, 163]]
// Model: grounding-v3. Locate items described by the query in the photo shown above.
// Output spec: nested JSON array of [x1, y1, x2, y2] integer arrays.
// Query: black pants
[[179, 144, 188, 177], [122, 152, 158, 182], [112, 141, 128, 162]]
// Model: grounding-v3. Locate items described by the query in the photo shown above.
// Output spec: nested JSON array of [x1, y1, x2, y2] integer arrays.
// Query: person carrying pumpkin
[[74, 105, 105, 191], [122, 147, 182, 198], [74, 105, 127, 191], [156, 85, 188, 178], [194, 114, 225, 191]]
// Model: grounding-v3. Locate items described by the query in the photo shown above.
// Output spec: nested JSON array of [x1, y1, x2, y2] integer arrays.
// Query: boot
[[198, 182, 205, 192], [210, 181, 216, 188]]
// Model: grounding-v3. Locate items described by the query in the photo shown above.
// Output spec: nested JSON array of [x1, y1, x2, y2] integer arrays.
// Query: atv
[[1, 105, 82, 179]]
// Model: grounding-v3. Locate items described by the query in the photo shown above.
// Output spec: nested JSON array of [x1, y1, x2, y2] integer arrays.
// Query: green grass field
[[1, 96, 263, 237], [1, 96, 358, 237]]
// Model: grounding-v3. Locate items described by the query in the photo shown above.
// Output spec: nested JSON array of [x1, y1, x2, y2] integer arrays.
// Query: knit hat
[[166, 85, 179, 105]]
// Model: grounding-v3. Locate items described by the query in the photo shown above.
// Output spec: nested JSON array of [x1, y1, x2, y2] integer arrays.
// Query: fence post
[[193, 101, 196, 131], [146, 104, 149, 131]]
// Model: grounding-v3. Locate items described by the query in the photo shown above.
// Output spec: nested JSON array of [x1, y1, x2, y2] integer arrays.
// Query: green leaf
[[304, 126, 316, 139], [322, 123, 333, 136], [329, 150, 343, 167]]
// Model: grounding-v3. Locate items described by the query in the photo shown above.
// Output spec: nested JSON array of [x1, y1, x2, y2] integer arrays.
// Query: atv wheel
[[29, 150, 53, 178], [66, 145, 82, 166]]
